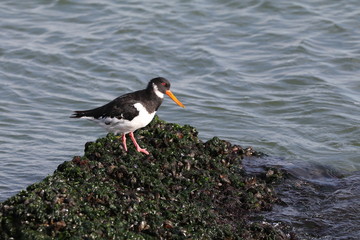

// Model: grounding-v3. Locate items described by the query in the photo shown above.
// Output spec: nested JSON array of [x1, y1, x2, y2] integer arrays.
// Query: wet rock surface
[[0, 117, 294, 239]]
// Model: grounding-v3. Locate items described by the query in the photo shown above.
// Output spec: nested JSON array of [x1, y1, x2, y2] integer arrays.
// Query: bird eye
[[161, 82, 166, 86]]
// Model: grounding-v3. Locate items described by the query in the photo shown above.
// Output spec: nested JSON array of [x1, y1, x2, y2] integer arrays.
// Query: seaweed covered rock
[[0, 117, 289, 239]]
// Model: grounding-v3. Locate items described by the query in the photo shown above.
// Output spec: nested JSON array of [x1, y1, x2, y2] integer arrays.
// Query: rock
[[0, 116, 293, 239]]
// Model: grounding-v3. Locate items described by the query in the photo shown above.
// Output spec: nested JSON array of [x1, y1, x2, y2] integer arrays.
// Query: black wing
[[70, 93, 140, 121]]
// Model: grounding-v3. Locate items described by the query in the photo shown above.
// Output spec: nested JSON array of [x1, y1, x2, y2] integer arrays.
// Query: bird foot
[[136, 147, 149, 155], [129, 132, 150, 155]]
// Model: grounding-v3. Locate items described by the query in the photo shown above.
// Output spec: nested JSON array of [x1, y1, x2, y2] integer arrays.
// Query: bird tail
[[70, 110, 93, 118]]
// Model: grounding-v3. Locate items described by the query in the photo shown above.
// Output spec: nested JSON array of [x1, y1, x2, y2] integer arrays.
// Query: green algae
[[0, 116, 291, 239]]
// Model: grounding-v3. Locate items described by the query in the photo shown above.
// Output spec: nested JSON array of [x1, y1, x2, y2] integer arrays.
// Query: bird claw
[[137, 148, 149, 155]]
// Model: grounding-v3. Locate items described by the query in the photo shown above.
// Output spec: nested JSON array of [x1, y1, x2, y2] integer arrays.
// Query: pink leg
[[129, 132, 149, 155], [122, 134, 128, 152]]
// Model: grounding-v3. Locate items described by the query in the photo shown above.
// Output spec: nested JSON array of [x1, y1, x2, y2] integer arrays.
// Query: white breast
[[83, 103, 156, 135]]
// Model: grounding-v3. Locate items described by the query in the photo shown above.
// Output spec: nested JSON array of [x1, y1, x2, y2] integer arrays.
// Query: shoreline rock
[[0, 116, 293, 239]]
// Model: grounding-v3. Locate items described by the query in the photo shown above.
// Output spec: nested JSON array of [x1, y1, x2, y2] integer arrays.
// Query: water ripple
[[0, 1, 360, 237]]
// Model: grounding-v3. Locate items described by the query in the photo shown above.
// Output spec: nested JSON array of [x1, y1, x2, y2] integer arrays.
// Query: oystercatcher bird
[[71, 77, 185, 155]]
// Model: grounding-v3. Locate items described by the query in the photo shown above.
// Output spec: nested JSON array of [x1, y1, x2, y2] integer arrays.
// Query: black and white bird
[[71, 77, 185, 155]]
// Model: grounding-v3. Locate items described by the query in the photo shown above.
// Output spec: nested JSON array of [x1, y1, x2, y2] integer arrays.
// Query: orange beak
[[166, 90, 185, 108]]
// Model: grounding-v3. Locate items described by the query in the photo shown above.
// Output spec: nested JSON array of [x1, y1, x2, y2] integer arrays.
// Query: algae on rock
[[0, 116, 289, 239]]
